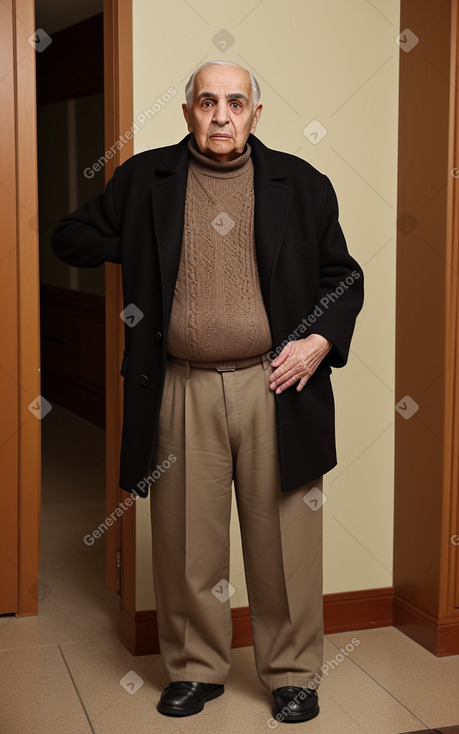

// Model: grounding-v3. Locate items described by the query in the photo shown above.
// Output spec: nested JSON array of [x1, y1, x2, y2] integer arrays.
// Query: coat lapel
[[150, 138, 189, 322], [250, 135, 291, 314]]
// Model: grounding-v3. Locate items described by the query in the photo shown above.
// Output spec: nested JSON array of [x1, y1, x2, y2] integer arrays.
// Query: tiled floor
[[1, 405, 458, 733]]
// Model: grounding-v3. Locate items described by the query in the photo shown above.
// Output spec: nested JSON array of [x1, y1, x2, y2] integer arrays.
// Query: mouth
[[210, 133, 232, 140]]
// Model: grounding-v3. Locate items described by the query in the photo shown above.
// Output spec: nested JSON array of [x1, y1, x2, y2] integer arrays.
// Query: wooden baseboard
[[393, 595, 459, 656], [323, 586, 394, 633], [119, 587, 395, 656], [119, 606, 157, 654]]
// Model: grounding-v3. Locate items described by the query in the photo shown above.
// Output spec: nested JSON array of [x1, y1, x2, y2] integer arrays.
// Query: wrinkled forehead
[[192, 65, 252, 101]]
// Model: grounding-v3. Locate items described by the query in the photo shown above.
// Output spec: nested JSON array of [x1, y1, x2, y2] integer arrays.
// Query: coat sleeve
[[309, 175, 364, 368], [51, 167, 122, 267]]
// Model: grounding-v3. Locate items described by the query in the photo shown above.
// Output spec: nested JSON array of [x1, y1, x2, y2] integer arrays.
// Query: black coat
[[52, 134, 364, 497]]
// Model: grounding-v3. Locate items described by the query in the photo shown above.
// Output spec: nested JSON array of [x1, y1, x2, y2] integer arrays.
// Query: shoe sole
[[157, 684, 224, 717], [271, 702, 319, 723]]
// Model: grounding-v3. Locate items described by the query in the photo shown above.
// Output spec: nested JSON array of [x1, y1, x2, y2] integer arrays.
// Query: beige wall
[[133, 0, 400, 609]]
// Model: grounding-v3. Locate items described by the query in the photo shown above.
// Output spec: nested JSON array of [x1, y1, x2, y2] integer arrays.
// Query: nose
[[212, 99, 229, 126]]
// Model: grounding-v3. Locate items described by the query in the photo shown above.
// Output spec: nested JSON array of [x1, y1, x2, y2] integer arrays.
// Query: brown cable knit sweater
[[166, 136, 273, 361]]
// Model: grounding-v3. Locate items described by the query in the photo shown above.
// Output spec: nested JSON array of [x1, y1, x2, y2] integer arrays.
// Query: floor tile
[[39, 546, 119, 641], [0, 645, 92, 734], [40, 404, 119, 643], [58, 636, 426, 734], [328, 627, 459, 729], [0, 616, 13, 631], [0, 602, 88, 651], [298, 638, 425, 734]]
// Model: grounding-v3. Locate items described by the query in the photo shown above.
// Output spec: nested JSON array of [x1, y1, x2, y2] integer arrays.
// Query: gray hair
[[185, 61, 261, 109]]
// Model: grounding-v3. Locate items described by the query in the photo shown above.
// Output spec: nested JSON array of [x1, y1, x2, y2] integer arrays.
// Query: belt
[[168, 354, 266, 372]]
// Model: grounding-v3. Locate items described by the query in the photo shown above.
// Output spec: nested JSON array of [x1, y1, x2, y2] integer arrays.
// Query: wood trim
[[0, 0, 20, 615], [323, 586, 393, 633], [394, 0, 459, 653], [119, 608, 159, 656], [453, 1, 459, 612], [103, 0, 134, 601], [119, 588, 395, 656], [394, 595, 459, 656], [230, 605, 254, 648], [16, 0, 41, 615], [442, 0, 459, 618]]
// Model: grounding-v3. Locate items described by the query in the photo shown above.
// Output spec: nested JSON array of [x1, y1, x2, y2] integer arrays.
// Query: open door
[[0, 0, 41, 616], [0, 0, 135, 627]]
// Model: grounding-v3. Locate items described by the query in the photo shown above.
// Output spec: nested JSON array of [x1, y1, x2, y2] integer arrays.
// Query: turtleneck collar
[[187, 135, 252, 174]]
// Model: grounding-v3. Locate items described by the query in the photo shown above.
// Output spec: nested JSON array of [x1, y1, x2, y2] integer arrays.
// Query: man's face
[[182, 65, 262, 162]]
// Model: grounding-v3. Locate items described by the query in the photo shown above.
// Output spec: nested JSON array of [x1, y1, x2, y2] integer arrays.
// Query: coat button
[[139, 374, 150, 387], [155, 330, 162, 343]]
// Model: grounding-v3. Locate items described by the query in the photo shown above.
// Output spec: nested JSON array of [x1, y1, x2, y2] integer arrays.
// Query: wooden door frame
[[393, 0, 459, 655], [103, 0, 137, 628], [12, 0, 134, 619], [16, 0, 41, 616]]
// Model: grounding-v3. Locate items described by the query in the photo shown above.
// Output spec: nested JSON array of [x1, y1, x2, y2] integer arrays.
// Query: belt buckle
[[216, 363, 236, 372]]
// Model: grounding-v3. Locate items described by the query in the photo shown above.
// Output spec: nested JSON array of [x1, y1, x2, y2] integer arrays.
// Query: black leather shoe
[[157, 681, 224, 717], [272, 686, 319, 723]]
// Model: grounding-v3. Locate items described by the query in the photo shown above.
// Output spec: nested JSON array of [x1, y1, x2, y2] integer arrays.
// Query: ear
[[182, 103, 193, 132], [250, 104, 262, 134]]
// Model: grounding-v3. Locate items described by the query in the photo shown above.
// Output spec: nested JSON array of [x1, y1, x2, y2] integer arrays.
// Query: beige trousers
[[150, 357, 324, 692]]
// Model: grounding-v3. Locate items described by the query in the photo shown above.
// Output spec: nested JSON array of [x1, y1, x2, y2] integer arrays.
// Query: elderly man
[[52, 61, 363, 724]]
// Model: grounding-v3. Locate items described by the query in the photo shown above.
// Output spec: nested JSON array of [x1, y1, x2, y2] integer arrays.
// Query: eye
[[230, 101, 241, 109], [202, 100, 214, 108]]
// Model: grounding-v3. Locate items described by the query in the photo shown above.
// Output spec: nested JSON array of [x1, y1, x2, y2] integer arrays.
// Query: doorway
[[35, 1, 114, 625], [0, 0, 134, 627], [33, 0, 136, 633]]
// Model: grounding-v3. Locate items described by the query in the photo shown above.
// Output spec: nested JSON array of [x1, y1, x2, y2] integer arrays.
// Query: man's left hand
[[269, 334, 333, 394]]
